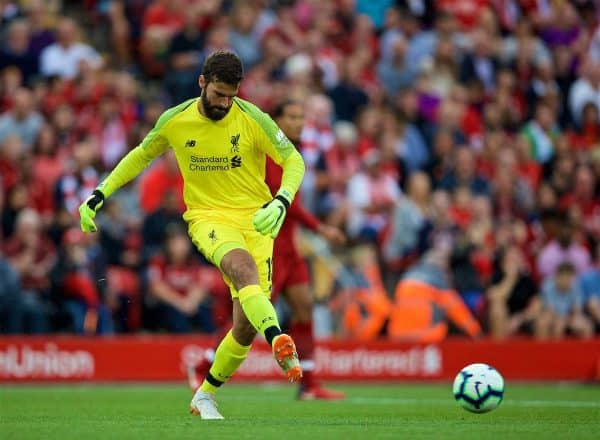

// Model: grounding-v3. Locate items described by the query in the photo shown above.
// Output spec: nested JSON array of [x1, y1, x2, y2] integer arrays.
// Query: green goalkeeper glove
[[253, 195, 290, 238], [78, 190, 105, 233]]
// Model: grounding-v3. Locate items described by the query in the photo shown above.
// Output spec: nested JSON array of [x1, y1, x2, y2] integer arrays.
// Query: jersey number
[[266, 257, 272, 282]]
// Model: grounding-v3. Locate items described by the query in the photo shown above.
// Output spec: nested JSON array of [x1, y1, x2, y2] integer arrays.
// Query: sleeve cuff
[[276, 188, 293, 206]]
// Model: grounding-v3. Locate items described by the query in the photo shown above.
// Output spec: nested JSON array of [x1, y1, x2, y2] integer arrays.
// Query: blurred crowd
[[1, 0, 600, 341]]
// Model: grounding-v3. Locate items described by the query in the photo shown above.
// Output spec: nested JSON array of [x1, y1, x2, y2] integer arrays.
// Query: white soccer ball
[[452, 363, 504, 413]]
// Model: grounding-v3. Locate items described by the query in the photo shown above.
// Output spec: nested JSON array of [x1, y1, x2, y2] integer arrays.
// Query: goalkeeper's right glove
[[78, 189, 105, 233]]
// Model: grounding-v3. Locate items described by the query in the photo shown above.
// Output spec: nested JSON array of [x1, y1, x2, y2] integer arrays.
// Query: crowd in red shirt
[[1, 0, 600, 339]]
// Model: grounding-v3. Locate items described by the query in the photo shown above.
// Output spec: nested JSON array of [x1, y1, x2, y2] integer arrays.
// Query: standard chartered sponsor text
[[189, 155, 230, 171]]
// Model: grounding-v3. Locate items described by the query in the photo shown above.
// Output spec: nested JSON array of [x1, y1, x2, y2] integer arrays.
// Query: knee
[[221, 250, 259, 290]]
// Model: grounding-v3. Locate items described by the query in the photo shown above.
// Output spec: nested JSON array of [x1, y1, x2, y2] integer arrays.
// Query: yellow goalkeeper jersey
[[97, 97, 305, 228]]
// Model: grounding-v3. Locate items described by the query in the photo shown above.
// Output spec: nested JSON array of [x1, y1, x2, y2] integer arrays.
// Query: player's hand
[[78, 190, 105, 233], [317, 224, 347, 246], [253, 196, 289, 238]]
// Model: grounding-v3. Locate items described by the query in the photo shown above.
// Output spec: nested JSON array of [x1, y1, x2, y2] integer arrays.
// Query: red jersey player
[[187, 99, 346, 399], [266, 99, 346, 399]]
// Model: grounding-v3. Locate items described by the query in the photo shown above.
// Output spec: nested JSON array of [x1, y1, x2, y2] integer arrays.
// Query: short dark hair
[[556, 261, 576, 276], [202, 51, 243, 85], [271, 99, 300, 119]]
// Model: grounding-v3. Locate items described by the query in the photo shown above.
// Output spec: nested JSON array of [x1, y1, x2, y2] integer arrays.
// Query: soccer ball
[[452, 363, 504, 413]]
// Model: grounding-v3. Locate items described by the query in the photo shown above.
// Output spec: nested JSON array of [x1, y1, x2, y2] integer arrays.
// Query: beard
[[201, 89, 231, 121]]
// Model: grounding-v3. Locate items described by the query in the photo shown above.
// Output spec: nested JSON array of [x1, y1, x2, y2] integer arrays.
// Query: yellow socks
[[238, 285, 282, 345], [198, 285, 282, 395], [199, 330, 251, 393]]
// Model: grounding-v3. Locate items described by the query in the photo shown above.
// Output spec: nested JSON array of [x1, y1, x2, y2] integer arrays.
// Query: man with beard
[[78, 51, 305, 419], [187, 100, 346, 400]]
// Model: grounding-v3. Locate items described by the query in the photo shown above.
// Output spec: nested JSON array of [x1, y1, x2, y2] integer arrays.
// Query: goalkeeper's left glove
[[253, 195, 290, 238], [78, 189, 105, 233]]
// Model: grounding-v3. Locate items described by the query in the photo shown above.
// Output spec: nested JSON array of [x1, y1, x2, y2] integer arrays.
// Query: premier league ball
[[453, 363, 504, 413]]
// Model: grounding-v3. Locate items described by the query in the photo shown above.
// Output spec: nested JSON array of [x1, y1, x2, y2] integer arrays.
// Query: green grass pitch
[[2, 383, 599, 439]]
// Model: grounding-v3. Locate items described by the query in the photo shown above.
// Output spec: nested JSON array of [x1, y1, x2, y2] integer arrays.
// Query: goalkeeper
[[78, 51, 305, 420]]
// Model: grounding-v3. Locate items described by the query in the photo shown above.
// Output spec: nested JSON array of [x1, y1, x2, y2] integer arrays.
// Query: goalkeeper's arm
[[78, 100, 186, 232], [233, 98, 305, 237], [78, 145, 164, 232], [79, 122, 170, 232]]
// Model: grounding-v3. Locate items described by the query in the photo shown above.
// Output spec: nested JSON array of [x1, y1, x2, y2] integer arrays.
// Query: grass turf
[[2, 383, 599, 439]]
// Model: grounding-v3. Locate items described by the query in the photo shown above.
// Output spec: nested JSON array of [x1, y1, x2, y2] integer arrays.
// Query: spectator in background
[[2, 209, 55, 333], [139, 0, 201, 77], [2, 0, 600, 339], [437, 0, 488, 31], [389, 248, 482, 342], [525, 57, 561, 120], [22, 0, 56, 57], [314, 121, 360, 227], [142, 189, 185, 258], [104, 235, 143, 333], [546, 142, 576, 197], [0, 134, 23, 197], [521, 101, 560, 164], [569, 102, 600, 150], [538, 262, 593, 339], [450, 229, 485, 315], [0, 88, 43, 150], [487, 245, 541, 339], [537, 212, 591, 279], [346, 150, 400, 242], [580, 244, 600, 331], [328, 56, 369, 122], [96, 198, 130, 266], [501, 16, 550, 68], [569, 58, 600, 126], [559, 165, 600, 238], [300, 94, 335, 212], [32, 124, 67, 190], [19, 153, 54, 225], [404, 10, 459, 78], [51, 228, 113, 334], [376, 33, 413, 97], [147, 224, 215, 333], [94, 94, 129, 169], [383, 171, 432, 268], [40, 17, 103, 79], [54, 139, 99, 215], [332, 245, 391, 341], [438, 146, 490, 196], [138, 150, 185, 214], [395, 88, 429, 172], [537, 1, 582, 50], [422, 36, 459, 100], [0, 255, 24, 333], [104, 0, 134, 67], [165, 7, 205, 104], [459, 28, 500, 94], [492, 146, 535, 220], [0, 19, 39, 84], [229, 1, 263, 68]]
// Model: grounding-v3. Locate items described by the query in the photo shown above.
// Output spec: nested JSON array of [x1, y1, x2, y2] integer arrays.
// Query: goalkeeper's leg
[[197, 249, 301, 388], [192, 299, 297, 400]]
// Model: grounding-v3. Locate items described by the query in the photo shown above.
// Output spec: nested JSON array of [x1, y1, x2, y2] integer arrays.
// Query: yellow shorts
[[188, 221, 274, 298]]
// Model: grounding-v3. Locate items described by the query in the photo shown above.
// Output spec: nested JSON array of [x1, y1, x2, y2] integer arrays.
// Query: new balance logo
[[230, 155, 242, 168], [185, 139, 196, 148]]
